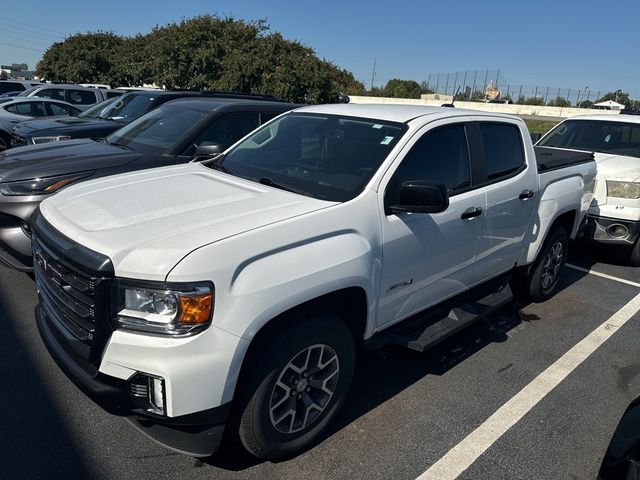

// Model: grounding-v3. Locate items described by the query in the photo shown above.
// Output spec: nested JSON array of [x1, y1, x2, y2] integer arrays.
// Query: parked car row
[[0, 91, 636, 461]]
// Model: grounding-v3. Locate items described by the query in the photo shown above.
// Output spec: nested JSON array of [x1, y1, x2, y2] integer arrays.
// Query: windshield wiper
[[257, 177, 305, 195], [105, 139, 133, 150], [197, 153, 230, 173]]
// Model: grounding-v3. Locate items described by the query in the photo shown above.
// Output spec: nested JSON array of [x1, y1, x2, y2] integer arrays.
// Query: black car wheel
[[234, 311, 355, 459]]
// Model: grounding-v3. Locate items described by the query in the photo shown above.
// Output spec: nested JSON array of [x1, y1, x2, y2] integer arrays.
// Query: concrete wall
[[349, 95, 620, 119]]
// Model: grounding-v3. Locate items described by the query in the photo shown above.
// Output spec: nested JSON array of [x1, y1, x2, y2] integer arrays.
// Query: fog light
[[129, 373, 166, 415], [607, 223, 629, 239]]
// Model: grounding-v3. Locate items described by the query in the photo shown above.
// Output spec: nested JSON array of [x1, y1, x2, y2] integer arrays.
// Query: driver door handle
[[519, 189, 534, 200], [461, 207, 483, 220]]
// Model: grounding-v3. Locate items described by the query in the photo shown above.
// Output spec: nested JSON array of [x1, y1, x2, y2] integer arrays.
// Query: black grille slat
[[61, 272, 93, 293], [62, 285, 95, 310], [37, 267, 95, 333], [33, 239, 100, 347]]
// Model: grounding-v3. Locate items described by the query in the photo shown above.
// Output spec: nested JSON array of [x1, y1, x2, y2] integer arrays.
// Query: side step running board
[[378, 280, 514, 352]]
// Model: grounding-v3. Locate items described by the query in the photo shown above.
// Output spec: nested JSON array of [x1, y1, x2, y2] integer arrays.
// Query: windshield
[[79, 98, 117, 118], [17, 86, 39, 97], [539, 119, 640, 158], [212, 113, 407, 202], [106, 104, 209, 154], [98, 93, 156, 123]]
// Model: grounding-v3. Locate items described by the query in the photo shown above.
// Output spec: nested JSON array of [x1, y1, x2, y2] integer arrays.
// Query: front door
[[377, 121, 485, 328]]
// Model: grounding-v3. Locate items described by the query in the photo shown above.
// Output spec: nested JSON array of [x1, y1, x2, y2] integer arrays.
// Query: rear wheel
[[511, 227, 568, 302], [624, 238, 640, 267], [234, 312, 355, 459]]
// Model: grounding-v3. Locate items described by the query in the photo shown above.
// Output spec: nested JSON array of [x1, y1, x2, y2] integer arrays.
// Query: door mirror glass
[[194, 142, 223, 158], [389, 181, 449, 214]]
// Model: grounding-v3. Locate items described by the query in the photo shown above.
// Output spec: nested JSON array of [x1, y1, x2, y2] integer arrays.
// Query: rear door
[[377, 120, 486, 327], [472, 120, 538, 280]]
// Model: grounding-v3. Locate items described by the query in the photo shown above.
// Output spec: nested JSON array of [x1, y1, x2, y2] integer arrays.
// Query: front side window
[[183, 112, 260, 156], [479, 123, 525, 180], [48, 103, 80, 116], [106, 104, 210, 154], [35, 89, 65, 101], [386, 124, 471, 206], [212, 113, 407, 202], [539, 120, 640, 159]]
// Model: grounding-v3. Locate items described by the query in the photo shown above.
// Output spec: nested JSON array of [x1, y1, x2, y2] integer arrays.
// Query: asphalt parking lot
[[1, 242, 640, 480]]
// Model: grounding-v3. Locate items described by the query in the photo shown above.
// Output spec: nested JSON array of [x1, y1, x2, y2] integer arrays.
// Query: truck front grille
[[33, 239, 99, 346]]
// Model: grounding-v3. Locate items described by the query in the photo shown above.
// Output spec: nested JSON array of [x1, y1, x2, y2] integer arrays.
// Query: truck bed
[[534, 146, 594, 172]]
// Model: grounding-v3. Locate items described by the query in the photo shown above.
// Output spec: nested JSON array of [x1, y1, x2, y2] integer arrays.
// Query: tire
[[511, 227, 569, 302], [624, 238, 640, 267], [234, 311, 355, 459], [0, 132, 9, 152]]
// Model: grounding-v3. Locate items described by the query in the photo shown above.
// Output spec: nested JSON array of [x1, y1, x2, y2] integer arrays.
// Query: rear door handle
[[461, 207, 483, 220], [519, 189, 534, 200]]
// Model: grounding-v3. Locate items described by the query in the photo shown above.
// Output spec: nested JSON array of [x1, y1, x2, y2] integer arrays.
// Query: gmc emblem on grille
[[34, 251, 63, 285]]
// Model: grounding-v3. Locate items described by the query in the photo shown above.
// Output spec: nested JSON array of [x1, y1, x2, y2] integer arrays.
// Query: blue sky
[[2, 0, 639, 97]]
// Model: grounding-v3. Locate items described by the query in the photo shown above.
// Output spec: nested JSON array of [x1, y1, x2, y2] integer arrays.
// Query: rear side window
[[479, 123, 525, 180], [388, 124, 471, 203], [4, 101, 47, 116], [67, 90, 97, 105]]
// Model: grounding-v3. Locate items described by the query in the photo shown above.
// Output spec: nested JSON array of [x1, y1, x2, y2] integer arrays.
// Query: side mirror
[[194, 142, 223, 158], [389, 181, 449, 214]]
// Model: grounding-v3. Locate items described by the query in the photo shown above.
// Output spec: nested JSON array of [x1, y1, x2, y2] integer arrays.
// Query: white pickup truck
[[537, 114, 640, 264], [32, 105, 595, 459]]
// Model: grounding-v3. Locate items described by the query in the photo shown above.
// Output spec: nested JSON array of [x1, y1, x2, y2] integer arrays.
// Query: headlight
[[0, 171, 94, 196], [607, 181, 640, 199], [114, 280, 214, 336], [32, 135, 72, 144]]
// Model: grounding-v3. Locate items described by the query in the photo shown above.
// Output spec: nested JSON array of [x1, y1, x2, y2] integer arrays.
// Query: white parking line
[[416, 292, 640, 480], [566, 263, 640, 289]]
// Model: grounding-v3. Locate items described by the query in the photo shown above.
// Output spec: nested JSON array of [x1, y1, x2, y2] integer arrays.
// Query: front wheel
[[511, 227, 568, 302], [234, 312, 355, 459]]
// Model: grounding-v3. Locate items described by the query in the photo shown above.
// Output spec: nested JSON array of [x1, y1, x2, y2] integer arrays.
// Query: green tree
[[36, 32, 125, 85], [547, 96, 571, 107], [520, 96, 546, 106], [36, 15, 364, 104], [419, 80, 434, 94], [382, 79, 421, 99], [595, 90, 631, 106]]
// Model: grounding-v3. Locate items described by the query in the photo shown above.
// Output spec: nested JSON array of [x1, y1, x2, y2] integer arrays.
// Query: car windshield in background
[[100, 94, 156, 123], [78, 98, 116, 118], [539, 120, 640, 158], [106, 104, 209, 154], [213, 113, 407, 202], [16, 86, 39, 97]]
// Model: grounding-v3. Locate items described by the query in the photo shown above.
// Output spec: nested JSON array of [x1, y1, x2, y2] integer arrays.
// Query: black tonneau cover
[[534, 145, 594, 172]]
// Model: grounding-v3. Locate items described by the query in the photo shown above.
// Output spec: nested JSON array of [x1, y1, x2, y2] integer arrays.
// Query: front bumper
[[581, 215, 640, 245], [36, 303, 230, 457]]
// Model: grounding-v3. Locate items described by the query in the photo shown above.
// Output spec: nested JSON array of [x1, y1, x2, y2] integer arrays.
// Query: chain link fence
[[424, 69, 604, 107]]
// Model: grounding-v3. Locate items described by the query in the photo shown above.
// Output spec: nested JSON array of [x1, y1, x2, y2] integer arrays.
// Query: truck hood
[[14, 117, 121, 136], [0, 139, 139, 182], [39, 164, 334, 279], [594, 152, 640, 182]]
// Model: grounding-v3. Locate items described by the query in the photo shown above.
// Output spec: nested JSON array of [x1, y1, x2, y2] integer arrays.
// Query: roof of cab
[[294, 103, 523, 124], [563, 114, 640, 124]]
